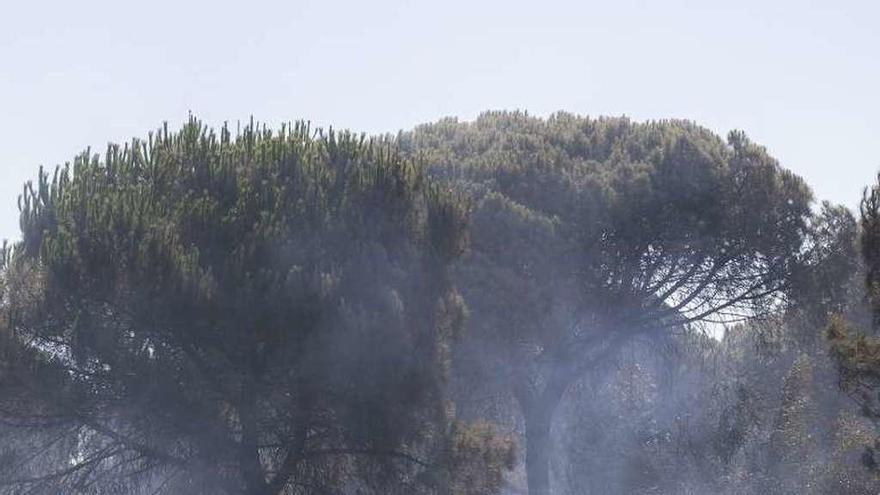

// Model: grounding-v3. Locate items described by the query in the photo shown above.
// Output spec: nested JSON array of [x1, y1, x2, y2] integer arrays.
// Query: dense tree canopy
[[0, 111, 875, 495], [0, 119, 515, 494], [401, 111, 816, 494]]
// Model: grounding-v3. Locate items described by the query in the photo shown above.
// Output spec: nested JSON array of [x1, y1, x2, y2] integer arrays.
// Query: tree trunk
[[240, 422, 271, 495], [525, 406, 554, 495], [238, 381, 271, 495], [517, 369, 568, 495]]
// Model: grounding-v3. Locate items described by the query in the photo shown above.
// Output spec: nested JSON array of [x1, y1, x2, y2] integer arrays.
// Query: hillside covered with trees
[[0, 112, 877, 494]]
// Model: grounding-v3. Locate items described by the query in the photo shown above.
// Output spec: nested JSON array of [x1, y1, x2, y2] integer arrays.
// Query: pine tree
[[401, 111, 814, 494], [0, 118, 500, 494]]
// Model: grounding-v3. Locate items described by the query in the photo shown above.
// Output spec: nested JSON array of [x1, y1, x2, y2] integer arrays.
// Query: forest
[[1, 111, 879, 495]]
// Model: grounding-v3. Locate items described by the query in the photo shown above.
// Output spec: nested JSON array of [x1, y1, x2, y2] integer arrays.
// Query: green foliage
[[403, 111, 815, 495], [405, 112, 813, 335], [0, 117, 481, 494], [861, 173, 880, 327], [829, 316, 880, 422], [1, 109, 866, 494], [827, 170, 880, 478]]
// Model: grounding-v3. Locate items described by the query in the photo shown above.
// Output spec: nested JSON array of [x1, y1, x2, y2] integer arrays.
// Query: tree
[[0, 118, 496, 494], [861, 173, 880, 329], [828, 170, 880, 475], [401, 111, 813, 494]]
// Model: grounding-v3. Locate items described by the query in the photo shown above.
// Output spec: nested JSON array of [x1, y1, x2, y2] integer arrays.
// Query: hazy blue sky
[[1, 0, 877, 242]]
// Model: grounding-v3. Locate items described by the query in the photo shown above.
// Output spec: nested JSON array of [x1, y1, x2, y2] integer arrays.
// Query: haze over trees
[[400, 112, 814, 494], [828, 171, 880, 476], [0, 120, 509, 494], [0, 111, 877, 494]]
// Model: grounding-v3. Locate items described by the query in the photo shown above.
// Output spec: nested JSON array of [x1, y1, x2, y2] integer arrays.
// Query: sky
[[1, 0, 878, 243]]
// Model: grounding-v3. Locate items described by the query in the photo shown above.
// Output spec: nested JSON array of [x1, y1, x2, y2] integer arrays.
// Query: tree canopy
[[400, 111, 815, 495], [0, 118, 516, 494], [0, 111, 870, 495]]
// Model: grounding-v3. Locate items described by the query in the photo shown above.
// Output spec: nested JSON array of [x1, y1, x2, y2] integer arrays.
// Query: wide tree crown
[[401, 111, 813, 336]]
